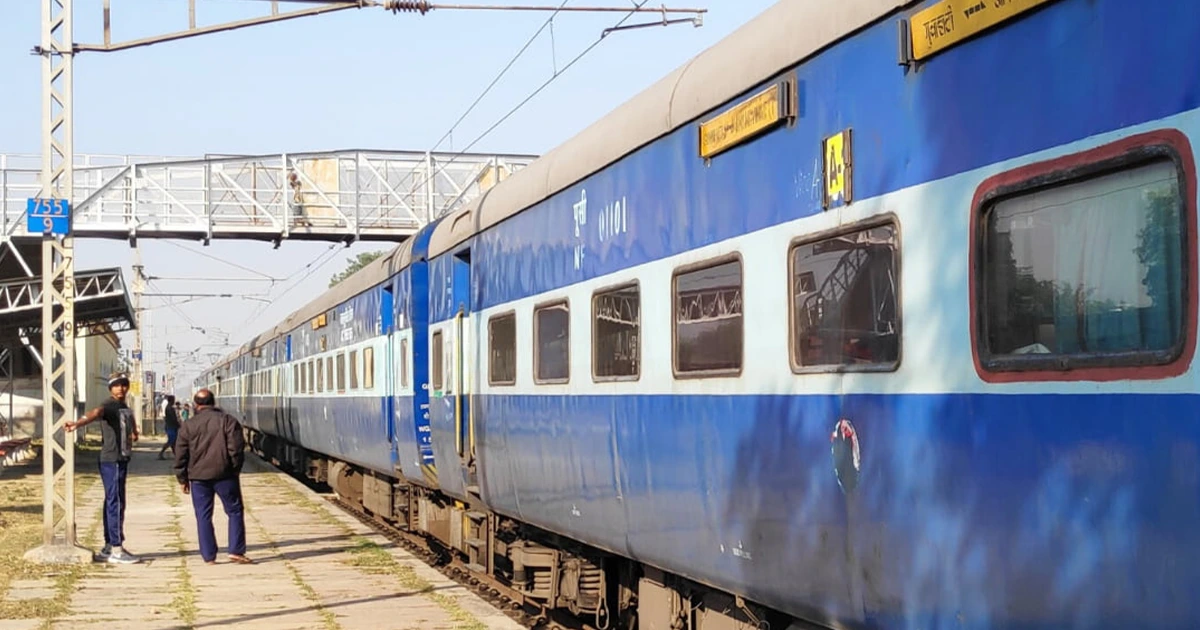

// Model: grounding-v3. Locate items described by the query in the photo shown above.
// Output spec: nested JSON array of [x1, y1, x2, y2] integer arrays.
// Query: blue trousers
[[98, 461, 128, 547], [190, 477, 247, 562]]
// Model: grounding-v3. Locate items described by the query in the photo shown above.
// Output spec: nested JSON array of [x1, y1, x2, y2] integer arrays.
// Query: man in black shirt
[[65, 372, 141, 564], [159, 395, 180, 460], [173, 388, 252, 565]]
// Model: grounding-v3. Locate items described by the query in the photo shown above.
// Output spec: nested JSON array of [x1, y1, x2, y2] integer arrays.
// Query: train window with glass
[[363, 346, 375, 390], [400, 338, 409, 388], [593, 283, 640, 380], [534, 301, 570, 383], [979, 158, 1187, 373], [673, 257, 743, 376], [307, 360, 314, 394], [432, 331, 444, 390], [349, 350, 359, 389], [790, 223, 900, 371], [292, 365, 299, 394], [336, 353, 346, 392], [326, 357, 334, 392], [316, 358, 324, 393], [488, 313, 517, 386]]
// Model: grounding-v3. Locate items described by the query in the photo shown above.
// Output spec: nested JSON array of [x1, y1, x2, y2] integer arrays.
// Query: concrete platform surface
[[54, 441, 523, 630]]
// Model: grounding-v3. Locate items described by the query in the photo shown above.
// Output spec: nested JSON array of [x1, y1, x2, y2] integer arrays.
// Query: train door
[[281, 335, 291, 436], [451, 250, 473, 465], [410, 260, 438, 486], [381, 286, 396, 445]]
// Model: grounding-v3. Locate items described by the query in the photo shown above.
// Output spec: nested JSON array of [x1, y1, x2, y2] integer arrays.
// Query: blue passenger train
[[198, 1, 1200, 627]]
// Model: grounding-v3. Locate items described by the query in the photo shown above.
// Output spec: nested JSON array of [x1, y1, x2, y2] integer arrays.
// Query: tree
[[329, 250, 386, 287]]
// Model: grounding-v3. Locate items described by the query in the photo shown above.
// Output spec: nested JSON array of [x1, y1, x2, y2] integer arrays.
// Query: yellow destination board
[[910, 0, 1054, 61], [699, 84, 786, 159]]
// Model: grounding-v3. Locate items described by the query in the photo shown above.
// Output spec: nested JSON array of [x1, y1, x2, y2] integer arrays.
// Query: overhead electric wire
[[427, 0, 572, 156], [407, 0, 653, 210], [161, 240, 282, 282], [280, 242, 340, 283], [234, 243, 345, 332], [146, 275, 276, 283]]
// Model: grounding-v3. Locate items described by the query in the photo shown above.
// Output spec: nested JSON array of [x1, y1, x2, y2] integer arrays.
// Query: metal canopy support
[[0, 268, 134, 337], [26, 0, 89, 565]]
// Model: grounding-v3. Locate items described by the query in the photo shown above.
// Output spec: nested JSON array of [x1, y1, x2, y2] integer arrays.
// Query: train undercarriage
[[246, 428, 814, 630]]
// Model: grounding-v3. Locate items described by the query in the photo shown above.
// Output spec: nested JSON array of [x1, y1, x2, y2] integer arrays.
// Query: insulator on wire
[[384, 0, 432, 14]]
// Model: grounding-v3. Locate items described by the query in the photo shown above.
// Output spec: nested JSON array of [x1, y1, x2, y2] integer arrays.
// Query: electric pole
[[25, 0, 88, 564], [131, 248, 145, 434]]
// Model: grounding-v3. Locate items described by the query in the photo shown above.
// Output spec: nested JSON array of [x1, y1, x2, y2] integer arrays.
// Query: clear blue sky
[[0, 0, 777, 393]]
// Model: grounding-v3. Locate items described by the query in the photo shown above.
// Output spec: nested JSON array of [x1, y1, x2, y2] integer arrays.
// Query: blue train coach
[[200, 0, 1200, 628]]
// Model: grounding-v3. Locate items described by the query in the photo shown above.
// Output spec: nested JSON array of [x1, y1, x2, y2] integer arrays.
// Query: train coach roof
[[427, 0, 905, 258], [214, 237, 418, 366]]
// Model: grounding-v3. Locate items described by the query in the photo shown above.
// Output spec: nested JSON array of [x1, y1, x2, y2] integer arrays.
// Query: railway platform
[[0, 440, 521, 630]]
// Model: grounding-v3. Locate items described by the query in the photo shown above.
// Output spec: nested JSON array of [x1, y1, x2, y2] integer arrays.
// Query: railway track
[[327, 495, 597, 630], [256, 456, 598, 630]]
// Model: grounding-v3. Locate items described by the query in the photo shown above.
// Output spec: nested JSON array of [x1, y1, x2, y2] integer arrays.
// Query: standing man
[[158, 395, 180, 460], [173, 389, 252, 565], [65, 372, 142, 564]]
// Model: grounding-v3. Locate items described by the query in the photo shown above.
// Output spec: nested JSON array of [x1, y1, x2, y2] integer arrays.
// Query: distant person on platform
[[173, 389, 252, 565], [159, 395, 180, 460], [64, 372, 142, 564]]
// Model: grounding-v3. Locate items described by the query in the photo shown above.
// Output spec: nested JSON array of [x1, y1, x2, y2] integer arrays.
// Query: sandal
[[228, 554, 254, 564]]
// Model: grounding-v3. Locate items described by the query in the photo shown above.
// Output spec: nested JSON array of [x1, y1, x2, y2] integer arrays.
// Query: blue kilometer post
[[26, 198, 71, 236]]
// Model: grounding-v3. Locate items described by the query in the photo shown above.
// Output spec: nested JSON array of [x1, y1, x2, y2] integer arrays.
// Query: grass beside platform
[[0, 440, 102, 624]]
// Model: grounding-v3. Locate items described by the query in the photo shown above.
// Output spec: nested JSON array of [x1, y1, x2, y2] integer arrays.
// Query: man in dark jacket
[[66, 372, 141, 564], [172, 389, 252, 565]]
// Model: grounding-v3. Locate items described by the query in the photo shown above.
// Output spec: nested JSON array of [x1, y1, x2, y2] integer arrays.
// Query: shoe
[[106, 547, 142, 564], [95, 545, 112, 561]]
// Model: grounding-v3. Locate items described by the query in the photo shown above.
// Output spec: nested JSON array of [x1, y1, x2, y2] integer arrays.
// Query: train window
[[364, 346, 375, 390], [488, 313, 517, 386], [326, 357, 334, 393], [336, 353, 346, 392], [673, 257, 743, 376], [432, 331, 444, 390], [790, 223, 900, 371], [400, 339, 409, 388], [979, 157, 1187, 374], [293, 365, 299, 395], [592, 283, 640, 380], [534, 301, 570, 383], [317, 358, 325, 393], [349, 350, 359, 389]]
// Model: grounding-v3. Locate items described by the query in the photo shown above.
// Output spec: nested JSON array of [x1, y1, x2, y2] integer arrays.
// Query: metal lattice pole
[[131, 250, 143, 433], [26, 0, 87, 565]]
